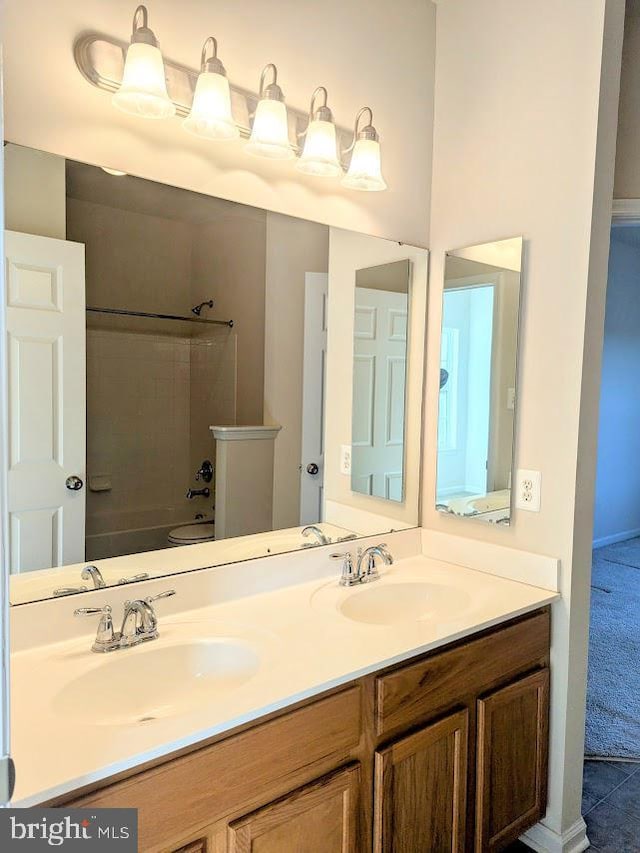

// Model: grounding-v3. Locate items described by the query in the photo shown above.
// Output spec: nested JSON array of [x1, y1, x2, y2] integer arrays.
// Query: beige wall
[[264, 212, 329, 530], [425, 0, 624, 844], [4, 143, 65, 239], [614, 0, 640, 197], [67, 197, 193, 314], [325, 228, 427, 529], [2, 0, 435, 247], [191, 211, 266, 425]]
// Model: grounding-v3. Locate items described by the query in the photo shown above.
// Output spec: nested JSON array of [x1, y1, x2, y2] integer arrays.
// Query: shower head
[[192, 299, 214, 317]]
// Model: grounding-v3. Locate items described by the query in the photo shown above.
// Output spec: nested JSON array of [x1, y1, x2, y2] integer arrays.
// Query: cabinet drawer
[[375, 609, 550, 737], [66, 686, 362, 851]]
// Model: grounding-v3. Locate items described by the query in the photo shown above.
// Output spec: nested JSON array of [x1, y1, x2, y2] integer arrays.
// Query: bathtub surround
[[85, 328, 236, 559]]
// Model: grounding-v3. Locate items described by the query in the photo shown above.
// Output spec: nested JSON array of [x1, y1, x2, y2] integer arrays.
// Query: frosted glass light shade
[[296, 120, 342, 177], [246, 99, 294, 160], [183, 71, 239, 140], [112, 42, 175, 119], [342, 138, 387, 191]]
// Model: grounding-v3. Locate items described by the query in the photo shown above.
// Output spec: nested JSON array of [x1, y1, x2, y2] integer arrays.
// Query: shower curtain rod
[[86, 306, 234, 328]]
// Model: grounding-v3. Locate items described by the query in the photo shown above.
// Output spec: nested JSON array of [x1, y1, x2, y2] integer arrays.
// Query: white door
[[5, 230, 86, 573], [351, 287, 408, 501], [300, 272, 328, 524]]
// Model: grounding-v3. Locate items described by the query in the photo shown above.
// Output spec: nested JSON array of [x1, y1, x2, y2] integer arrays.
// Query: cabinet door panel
[[228, 764, 360, 853], [374, 709, 468, 853], [475, 668, 550, 851]]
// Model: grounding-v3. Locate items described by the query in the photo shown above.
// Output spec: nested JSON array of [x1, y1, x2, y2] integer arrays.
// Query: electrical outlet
[[340, 445, 352, 475], [515, 469, 541, 512]]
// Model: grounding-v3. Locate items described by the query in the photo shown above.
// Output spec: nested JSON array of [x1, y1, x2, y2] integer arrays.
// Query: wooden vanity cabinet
[[57, 608, 550, 853]]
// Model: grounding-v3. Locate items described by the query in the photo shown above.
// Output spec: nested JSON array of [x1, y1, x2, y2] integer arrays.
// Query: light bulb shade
[[183, 71, 239, 140], [246, 99, 294, 160], [296, 120, 342, 177], [112, 42, 175, 119], [342, 138, 387, 191]]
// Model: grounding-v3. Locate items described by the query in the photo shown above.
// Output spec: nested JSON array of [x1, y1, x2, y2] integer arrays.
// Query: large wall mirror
[[436, 237, 523, 524], [4, 142, 428, 604]]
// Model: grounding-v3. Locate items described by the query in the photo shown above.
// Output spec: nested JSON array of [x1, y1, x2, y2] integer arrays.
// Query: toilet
[[167, 521, 215, 546]]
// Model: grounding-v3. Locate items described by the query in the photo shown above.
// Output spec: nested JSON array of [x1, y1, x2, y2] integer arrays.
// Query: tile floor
[[505, 759, 640, 852]]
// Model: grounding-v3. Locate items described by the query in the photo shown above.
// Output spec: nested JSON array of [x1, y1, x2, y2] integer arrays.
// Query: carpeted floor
[[586, 538, 640, 758]]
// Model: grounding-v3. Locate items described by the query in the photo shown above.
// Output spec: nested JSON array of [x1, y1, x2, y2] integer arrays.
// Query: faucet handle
[[117, 572, 150, 585], [74, 605, 116, 652], [145, 589, 176, 604], [330, 552, 359, 587], [74, 604, 112, 616]]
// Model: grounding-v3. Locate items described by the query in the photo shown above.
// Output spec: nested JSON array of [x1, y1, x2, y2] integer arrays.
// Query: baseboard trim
[[522, 817, 589, 853], [593, 527, 640, 549]]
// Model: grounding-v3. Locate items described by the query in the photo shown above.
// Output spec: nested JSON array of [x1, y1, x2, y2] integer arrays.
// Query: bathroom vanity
[[45, 604, 550, 853]]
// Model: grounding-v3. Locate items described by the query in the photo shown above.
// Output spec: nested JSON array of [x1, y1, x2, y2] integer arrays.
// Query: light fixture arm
[[130, 4, 158, 47], [343, 106, 378, 154], [200, 35, 226, 75], [258, 63, 284, 101], [299, 86, 333, 139]]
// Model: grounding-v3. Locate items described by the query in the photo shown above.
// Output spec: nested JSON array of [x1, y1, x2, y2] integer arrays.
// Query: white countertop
[[10, 552, 558, 807]]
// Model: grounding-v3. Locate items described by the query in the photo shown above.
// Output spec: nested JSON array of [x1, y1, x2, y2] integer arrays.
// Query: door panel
[[374, 709, 468, 853], [352, 287, 407, 500], [5, 230, 86, 572], [475, 669, 550, 852], [228, 764, 360, 853]]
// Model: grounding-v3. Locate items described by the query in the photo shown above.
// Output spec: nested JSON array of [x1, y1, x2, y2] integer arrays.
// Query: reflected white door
[[300, 272, 328, 524], [352, 287, 407, 500], [5, 230, 86, 573]]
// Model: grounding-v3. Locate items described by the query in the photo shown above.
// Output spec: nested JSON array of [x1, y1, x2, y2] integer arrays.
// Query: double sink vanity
[[10, 530, 558, 852]]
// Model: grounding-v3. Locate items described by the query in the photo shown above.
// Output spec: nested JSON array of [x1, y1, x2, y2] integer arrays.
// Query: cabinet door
[[374, 709, 469, 853], [475, 668, 550, 852], [228, 764, 360, 853]]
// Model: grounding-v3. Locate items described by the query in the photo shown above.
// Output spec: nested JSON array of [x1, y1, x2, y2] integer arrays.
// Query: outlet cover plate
[[515, 469, 541, 512], [340, 445, 352, 476]]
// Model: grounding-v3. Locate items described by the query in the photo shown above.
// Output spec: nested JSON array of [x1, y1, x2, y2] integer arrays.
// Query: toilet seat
[[168, 522, 215, 545]]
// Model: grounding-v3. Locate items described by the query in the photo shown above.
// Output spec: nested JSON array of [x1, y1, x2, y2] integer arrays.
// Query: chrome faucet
[[331, 543, 393, 587], [302, 525, 331, 546], [53, 564, 106, 597], [82, 565, 106, 589], [357, 544, 393, 583], [74, 590, 176, 652]]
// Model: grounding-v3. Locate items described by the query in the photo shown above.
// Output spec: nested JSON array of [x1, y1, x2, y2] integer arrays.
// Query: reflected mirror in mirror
[[4, 143, 427, 604], [436, 237, 523, 524], [351, 260, 411, 501]]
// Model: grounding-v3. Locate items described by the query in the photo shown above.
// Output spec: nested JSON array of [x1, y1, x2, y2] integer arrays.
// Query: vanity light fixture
[[183, 37, 239, 141], [342, 107, 387, 192], [112, 5, 175, 119], [245, 64, 294, 160], [296, 87, 342, 177]]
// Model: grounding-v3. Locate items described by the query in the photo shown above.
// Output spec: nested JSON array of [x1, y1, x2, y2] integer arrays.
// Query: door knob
[[306, 463, 319, 476], [65, 475, 84, 491]]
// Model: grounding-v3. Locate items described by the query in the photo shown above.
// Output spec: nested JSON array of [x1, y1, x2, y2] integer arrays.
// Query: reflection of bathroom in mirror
[[351, 260, 410, 502], [4, 143, 427, 604], [436, 237, 523, 524]]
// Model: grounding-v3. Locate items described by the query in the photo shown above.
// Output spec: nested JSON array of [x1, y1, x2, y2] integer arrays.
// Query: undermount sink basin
[[312, 576, 471, 626], [53, 638, 260, 726]]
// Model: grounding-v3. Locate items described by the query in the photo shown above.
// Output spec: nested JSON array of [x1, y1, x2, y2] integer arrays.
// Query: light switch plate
[[340, 445, 352, 475], [515, 469, 541, 512]]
